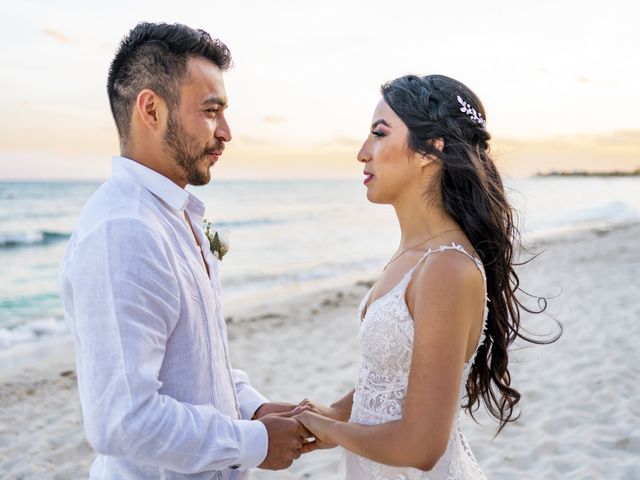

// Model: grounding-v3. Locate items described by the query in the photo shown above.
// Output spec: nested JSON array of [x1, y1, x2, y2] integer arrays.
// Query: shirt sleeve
[[60, 217, 268, 473], [231, 368, 269, 420]]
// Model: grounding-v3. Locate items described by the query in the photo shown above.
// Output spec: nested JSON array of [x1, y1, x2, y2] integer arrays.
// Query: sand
[[1, 223, 639, 479]]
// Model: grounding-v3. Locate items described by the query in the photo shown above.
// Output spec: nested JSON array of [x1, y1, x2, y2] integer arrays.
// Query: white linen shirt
[[59, 156, 269, 479]]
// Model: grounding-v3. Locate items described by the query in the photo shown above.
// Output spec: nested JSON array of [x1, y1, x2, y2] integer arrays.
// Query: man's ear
[[134, 89, 165, 131]]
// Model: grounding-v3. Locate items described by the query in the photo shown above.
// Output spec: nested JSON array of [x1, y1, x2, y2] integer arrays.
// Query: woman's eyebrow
[[371, 119, 390, 129]]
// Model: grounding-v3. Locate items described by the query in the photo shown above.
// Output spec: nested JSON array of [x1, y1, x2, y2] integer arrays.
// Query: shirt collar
[[111, 156, 205, 218]]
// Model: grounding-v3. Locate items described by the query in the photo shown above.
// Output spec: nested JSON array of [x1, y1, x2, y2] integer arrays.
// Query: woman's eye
[[371, 130, 384, 137]]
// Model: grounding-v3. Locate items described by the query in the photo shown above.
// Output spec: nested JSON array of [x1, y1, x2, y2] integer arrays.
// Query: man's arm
[[231, 368, 270, 419], [62, 218, 267, 473]]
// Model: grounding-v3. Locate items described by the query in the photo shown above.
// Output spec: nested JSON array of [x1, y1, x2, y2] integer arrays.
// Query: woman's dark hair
[[107, 22, 232, 143], [381, 74, 559, 433]]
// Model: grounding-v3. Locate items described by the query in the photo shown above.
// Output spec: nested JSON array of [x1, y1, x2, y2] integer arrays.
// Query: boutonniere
[[203, 220, 230, 260]]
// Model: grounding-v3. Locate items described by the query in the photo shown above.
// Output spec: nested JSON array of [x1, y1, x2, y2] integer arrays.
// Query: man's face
[[164, 57, 232, 186]]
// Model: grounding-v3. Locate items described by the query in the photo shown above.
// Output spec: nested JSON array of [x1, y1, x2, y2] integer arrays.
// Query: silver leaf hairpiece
[[457, 95, 486, 127]]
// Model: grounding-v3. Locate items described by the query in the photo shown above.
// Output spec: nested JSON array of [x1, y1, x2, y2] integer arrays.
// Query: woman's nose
[[357, 142, 370, 163]]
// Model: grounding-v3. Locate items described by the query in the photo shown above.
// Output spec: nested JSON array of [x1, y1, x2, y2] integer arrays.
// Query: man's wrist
[[232, 419, 269, 469], [251, 403, 267, 420]]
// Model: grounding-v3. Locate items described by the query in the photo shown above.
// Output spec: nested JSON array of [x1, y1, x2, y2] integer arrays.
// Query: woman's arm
[[330, 389, 355, 420], [297, 253, 485, 470]]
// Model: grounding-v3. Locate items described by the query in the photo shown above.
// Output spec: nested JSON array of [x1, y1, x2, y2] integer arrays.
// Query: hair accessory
[[457, 95, 486, 126]]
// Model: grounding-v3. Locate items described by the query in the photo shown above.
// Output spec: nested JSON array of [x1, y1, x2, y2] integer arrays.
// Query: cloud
[[238, 135, 273, 146], [41, 27, 72, 44], [594, 129, 640, 145], [333, 135, 362, 147], [494, 129, 640, 176], [313, 135, 362, 149], [263, 115, 287, 124]]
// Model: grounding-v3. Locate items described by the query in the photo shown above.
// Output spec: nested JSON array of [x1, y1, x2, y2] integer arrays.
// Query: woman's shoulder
[[420, 244, 483, 282], [408, 245, 485, 318]]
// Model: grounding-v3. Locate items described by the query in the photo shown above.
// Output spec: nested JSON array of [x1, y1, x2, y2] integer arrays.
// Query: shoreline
[[2, 221, 640, 478], [1, 217, 639, 368], [0, 218, 637, 381]]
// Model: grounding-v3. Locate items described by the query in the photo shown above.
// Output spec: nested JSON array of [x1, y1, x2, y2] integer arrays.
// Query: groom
[[60, 22, 311, 479]]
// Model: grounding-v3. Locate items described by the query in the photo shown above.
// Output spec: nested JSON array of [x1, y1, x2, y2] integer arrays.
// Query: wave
[[527, 201, 640, 235], [222, 256, 383, 293], [0, 317, 69, 350], [561, 201, 640, 225], [212, 218, 281, 229], [0, 219, 276, 249], [0, 231, 71, 248]]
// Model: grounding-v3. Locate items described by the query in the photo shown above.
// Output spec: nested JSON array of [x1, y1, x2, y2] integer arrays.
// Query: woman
[[296, 74, 550, 479]]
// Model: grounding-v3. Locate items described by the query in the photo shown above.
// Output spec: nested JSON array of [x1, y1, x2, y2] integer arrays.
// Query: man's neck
[[120, 148, 188, 189]]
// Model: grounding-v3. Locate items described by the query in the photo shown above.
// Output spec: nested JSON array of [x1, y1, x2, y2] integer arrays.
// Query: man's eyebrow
[[371, 119, 390, 128], [202, 96, 227, 108]]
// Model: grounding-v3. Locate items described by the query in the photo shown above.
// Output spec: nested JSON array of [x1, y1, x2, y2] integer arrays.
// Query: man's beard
[[164, 113, 221, 186]]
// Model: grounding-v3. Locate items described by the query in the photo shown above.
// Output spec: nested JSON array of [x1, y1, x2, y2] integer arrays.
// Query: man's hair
[[107, 22, 232, 142]]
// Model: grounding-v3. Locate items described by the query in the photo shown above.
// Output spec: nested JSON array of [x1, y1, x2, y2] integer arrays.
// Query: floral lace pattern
[[344, 244, 489, 480]]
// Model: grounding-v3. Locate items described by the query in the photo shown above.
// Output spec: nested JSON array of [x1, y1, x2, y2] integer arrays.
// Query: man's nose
[[216, 115, 232, 143]]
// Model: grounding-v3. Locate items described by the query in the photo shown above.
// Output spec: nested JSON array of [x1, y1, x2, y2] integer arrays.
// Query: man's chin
[[188, 170, 212, 186], [189, 177, 211, 187]]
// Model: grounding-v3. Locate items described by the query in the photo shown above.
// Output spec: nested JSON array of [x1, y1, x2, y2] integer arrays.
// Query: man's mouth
[[206, 151, 223, 162]]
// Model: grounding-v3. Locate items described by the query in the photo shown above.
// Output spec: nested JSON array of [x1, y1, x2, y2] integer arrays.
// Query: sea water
[[1, 176, 638, 350]]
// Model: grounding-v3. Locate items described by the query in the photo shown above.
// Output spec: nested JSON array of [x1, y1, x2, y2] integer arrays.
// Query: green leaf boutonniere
[[203, 220, 230, 261]]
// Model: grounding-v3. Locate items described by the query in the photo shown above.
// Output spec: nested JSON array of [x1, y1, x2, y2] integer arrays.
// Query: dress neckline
[[360, 243, 484, 321], [358, 243, 489, 366]]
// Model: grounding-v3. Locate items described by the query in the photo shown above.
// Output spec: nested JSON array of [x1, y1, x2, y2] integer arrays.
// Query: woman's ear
[[419, 153, 434, 167], [419, 138, 445, 166]]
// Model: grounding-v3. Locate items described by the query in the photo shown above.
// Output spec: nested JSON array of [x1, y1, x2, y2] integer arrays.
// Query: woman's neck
[[392, 196, 460, 250]]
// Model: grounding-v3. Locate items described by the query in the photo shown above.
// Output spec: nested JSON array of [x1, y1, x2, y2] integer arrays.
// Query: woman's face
[[357, 99, 425, 205]]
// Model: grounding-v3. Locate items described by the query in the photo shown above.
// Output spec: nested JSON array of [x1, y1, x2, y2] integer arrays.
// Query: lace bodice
[[344, 244, 489, 480]]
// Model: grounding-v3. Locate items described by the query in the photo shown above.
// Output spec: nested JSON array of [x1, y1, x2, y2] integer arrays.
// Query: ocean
[[1, 176, 639, 351]]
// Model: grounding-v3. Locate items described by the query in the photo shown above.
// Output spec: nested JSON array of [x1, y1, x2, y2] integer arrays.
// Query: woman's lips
[[364, 172, 374, 185]]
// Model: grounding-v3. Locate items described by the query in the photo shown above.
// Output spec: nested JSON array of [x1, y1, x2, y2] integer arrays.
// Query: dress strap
[[406, 242, 485, 281]]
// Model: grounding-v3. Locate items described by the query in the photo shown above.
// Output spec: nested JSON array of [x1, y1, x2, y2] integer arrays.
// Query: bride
[[296, 74, 548, 479]]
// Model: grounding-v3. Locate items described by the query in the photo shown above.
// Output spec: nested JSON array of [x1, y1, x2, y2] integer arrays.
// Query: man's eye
[[206, 108, 219, 114]]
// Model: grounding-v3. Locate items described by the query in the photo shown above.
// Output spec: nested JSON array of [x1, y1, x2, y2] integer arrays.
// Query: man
[[59, 22, 309, 479]]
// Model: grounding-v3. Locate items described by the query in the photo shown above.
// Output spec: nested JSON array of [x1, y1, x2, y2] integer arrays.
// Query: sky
[[0, 0, 638, 179]]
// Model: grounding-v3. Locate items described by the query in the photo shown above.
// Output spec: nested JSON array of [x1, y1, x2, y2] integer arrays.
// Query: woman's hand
[[295, 410, 339, 452], [298, 398, 350, 422], [252, 401, 297, 419]]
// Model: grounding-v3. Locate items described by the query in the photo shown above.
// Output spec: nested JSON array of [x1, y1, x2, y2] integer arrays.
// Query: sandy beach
[[1, 222, 639, 479]]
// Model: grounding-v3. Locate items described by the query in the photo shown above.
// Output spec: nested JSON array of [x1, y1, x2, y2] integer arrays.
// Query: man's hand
[[252, 401, 296, 419], [257, 408, 312, 470]]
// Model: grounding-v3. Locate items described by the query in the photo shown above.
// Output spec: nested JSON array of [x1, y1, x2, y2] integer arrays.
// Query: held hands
[[295, 410, 338, 453], [252, 401, 298, 419], [254, 399, 343, 469], [294, 398, 344, 452], [298, 398, 351, 422], [256, 406, 312, 470]]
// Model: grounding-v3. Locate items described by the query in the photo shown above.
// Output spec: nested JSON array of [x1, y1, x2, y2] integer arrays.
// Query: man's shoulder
[[76, 177, 165, 236]]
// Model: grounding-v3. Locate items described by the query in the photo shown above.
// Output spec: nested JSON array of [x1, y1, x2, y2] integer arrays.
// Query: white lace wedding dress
[[343, 244, 488, 480]]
